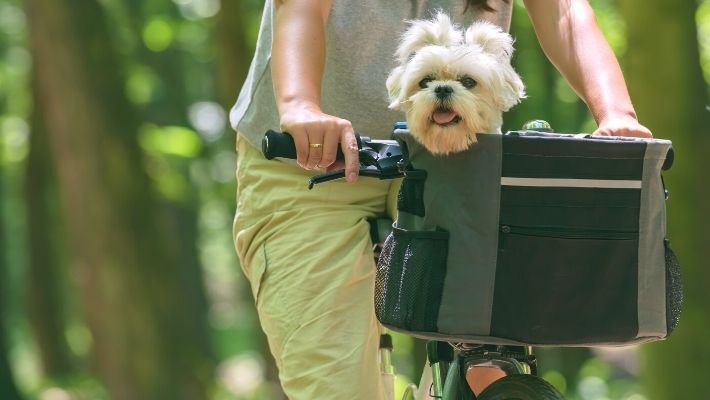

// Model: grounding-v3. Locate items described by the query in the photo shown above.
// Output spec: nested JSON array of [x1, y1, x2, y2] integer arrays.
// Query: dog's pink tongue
[[433, 110, 457, 125]]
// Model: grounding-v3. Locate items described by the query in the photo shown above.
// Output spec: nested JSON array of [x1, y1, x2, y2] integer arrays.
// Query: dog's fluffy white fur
[[386, 13, 525, 155]]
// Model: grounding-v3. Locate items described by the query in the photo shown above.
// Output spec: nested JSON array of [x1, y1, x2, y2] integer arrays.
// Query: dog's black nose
[[434, 85, 454, 100]]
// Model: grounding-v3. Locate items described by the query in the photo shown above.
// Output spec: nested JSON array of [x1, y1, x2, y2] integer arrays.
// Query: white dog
[[386, 13, 525, 155]]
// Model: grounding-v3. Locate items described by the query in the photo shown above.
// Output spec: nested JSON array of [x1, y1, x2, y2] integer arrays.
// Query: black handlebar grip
[[262, 129, 350, 161], [262, 130, 297, 160], [662, 147, 674, 171]]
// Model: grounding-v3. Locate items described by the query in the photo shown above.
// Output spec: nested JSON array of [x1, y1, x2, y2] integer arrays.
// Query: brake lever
[[308, 170, 346, 189], [308, 166, 400, 189], [307, 139, 404, 189]]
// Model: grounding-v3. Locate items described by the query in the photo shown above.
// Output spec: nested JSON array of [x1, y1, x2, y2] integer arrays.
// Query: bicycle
[[261, 119, 678, 399], [262, 121, 566, 399]]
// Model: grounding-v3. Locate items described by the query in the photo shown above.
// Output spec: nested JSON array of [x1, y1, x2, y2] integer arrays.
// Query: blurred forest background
[[0, 0, 708, 399]]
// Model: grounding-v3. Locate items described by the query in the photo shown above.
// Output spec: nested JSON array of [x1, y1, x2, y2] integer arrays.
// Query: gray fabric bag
[[375, 129, 682, 346]]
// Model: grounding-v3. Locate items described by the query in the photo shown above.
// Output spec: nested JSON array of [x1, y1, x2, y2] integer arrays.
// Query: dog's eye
[[460, 77, 477, 89], [419, 76, 434, 89]]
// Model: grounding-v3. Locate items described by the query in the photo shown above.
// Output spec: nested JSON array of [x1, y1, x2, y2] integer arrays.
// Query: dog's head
[[386, 13, 525, 154]]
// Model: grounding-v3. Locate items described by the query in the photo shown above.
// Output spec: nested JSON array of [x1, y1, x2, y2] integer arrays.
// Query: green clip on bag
[[374, 128, 682, 346]]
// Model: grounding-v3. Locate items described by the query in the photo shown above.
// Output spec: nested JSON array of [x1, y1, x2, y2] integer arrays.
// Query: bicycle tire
[[476, 374, 565, 400]]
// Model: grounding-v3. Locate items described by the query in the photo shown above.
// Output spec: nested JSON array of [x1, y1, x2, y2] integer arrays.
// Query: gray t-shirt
[[231, 0, 511, 149]]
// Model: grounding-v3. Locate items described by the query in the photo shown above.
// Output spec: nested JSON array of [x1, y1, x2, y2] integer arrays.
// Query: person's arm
[[272, 0, 359, 181], [522, 0, 652, 137]]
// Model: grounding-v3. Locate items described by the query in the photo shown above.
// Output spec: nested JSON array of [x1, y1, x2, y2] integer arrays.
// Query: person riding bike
[[230, 0, 652, 398]]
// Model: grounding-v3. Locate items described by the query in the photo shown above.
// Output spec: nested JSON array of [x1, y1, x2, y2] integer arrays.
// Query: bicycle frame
[[380, 332, 539, 400]]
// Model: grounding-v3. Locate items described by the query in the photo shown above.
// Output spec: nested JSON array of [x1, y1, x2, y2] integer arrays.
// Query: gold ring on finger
[[309, 143, 323, 148]]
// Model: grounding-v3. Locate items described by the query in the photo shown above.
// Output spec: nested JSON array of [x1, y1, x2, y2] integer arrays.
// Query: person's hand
[[279, 101, 359, 182], [593, 114, 653, 138]]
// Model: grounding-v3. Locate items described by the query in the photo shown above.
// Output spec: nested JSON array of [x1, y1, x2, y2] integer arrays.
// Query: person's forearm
[[270, 0, 359, 178], [272, 0, 331, 114], [523, 0, 637, 123]]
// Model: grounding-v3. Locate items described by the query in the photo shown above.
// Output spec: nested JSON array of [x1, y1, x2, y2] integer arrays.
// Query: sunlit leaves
[[142, 16, 175, 52], [65, 323, 93, 358], [0, 116, 29, 165], [543, 370, 568, 395], [125, 64, 158, 104], [138, 124, 202, 201], [139, 124, 202, 157], [697, 0, 710, 87], [590, 0, 628, 56]]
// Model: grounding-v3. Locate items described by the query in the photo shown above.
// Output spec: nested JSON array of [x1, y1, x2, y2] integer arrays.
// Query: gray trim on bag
[[637, 140, 672, 338], [399, 133, 502, 337], [384, 324, 665, 347]]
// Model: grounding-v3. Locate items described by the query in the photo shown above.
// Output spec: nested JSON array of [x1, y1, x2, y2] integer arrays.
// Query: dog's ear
[[464, 21, 514, 62], [395, 12, 462, 63], [386, 66, 406, 110], [491, 65, 526, 111]]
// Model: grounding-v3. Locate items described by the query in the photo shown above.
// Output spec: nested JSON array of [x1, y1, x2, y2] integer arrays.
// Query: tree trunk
[[25, 0, 212, 398], [618, 1, 710, 398], [214, 0, 252, 110], [24, 81, 76, 378], [123, 0, 213, 361]]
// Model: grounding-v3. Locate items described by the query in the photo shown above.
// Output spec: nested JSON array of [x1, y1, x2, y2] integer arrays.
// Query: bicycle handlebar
[[262, 129, 353, 161], [261, 130, 404, 188]]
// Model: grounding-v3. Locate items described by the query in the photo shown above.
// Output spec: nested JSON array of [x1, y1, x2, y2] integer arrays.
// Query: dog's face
[[386, 13, 525, 155]]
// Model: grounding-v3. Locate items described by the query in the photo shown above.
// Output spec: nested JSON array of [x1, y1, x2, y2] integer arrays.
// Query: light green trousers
[[233, 135, 400, 399]]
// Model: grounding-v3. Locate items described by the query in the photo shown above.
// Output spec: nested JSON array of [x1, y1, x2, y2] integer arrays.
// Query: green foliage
[[239, 0, 265, 47], [542, 370, 568, 395], [590, 0, 628, 56], [0, 0, 707, 398], [125, 64, 158, 104], [31, 375, 109, 400], [139, 124, 203, 157], [143, 16, 176, 52], [0, 116, 29, 165], [697, 0, 710, 87]]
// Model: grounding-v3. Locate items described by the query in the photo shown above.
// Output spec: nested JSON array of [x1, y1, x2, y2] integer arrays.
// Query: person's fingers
[[340, 123, 359, 182], [633, 126, 653, 138], [319, 123, 341, 169], [592, 124, 653, 138], [291, 126, 310, 167], [591, 127, 609, 136], [305, 125, 324, 169], [279, 110, 357, 172], [326, 160, 346, 172]]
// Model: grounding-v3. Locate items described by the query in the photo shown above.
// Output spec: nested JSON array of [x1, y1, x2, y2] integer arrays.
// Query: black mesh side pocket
[[665, 239, 683, 335], [374, 227, 449, 332], [397, 169, 427, 217]]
